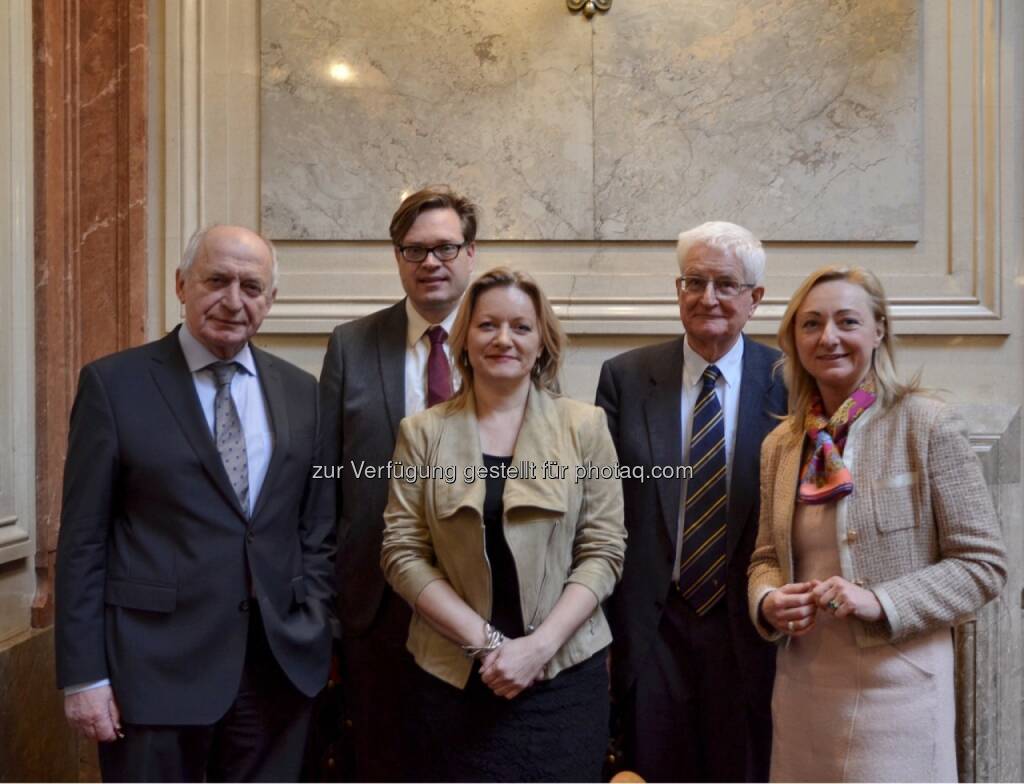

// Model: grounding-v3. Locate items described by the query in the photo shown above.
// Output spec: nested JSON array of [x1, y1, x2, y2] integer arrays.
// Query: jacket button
[[238, 599, 250, 612], [526, 624, 536, 634], [847, 530, 858, 543], [246, 531, 255, 544]]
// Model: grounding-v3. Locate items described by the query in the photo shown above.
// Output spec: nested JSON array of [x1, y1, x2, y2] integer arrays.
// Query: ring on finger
[[827, 599, 840, 611], [787, 620, 795, 632]]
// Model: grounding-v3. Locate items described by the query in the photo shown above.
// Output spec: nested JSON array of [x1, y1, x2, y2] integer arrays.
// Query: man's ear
[[749, 285, 765, 314], [175, 269, 186, 304], [465, 242, 477, 271]]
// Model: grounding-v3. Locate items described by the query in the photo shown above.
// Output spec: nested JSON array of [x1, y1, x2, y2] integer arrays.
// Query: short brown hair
[[448, 267, 565, 408], [388, 186, 478, 246]]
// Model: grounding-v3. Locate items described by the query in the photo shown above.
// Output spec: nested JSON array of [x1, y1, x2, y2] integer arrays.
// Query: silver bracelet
[[461, 622, 505, 660]]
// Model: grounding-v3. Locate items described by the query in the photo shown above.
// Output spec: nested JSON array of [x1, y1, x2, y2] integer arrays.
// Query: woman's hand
[[761, 582, 819, 636], [812, 576, 884, 622], [479, 635, 557, 699]]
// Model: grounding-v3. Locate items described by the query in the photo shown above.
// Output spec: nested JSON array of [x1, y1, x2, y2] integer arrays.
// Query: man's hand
[[64, 685, 122, 742]]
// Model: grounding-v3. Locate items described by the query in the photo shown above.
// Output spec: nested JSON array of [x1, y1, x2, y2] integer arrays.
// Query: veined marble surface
[[262, 0, 920, 242], [261, 0, 593, 240], [593, 0, 920, 240]]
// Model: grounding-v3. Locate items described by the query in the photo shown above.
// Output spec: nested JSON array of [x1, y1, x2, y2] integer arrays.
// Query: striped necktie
[[679, 364, 727, 615]]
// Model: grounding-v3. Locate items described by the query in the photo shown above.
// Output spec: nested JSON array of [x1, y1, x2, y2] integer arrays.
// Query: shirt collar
[[405, 298, 460, 348], [682, 334, 744, 391], [178, 323, 257, 376]]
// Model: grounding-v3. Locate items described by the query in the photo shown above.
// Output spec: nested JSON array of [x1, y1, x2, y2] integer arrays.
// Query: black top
[[482, 454, 524, 639]]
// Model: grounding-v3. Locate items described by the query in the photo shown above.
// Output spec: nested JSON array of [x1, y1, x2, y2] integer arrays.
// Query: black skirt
[[409, 650, 610, 783]]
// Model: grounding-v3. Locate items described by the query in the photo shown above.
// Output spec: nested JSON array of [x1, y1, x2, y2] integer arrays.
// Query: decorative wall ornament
[[567, 0, 611, 19]]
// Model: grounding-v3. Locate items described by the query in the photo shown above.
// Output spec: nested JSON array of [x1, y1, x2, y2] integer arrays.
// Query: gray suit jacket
[[319, 300, 408, 634], [596, 334, 786, 710]]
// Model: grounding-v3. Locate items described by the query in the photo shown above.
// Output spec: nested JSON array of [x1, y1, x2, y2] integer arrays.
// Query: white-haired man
[[597, 221, 786, 781], [55, 225, 333, 781]]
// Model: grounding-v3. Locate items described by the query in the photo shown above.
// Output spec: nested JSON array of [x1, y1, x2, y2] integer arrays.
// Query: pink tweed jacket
[[748, 393, 1006, 646]]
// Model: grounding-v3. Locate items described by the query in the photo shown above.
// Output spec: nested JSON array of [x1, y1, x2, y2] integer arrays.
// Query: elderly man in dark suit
[[318, 186, 477, 781], [596, 221, 786, 782], [55, 225, 333, 781]]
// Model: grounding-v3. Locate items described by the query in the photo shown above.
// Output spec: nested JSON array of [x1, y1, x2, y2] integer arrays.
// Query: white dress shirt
[[404, 299, 460, 416], [672, 336, 745, 581], [65, 325, 274, 696]]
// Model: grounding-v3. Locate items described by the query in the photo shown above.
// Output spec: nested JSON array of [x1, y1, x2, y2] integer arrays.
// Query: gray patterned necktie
[[209, 361, 250, 516]]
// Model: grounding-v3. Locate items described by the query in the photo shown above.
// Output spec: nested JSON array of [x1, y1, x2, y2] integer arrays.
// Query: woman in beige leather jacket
[[381, 267, 626, 782], [747, 266, 1006, 782]]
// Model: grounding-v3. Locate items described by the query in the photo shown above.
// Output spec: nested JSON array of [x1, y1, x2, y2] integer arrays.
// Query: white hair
[[178, 225, 280, 289], [676, 221, 766, 285]]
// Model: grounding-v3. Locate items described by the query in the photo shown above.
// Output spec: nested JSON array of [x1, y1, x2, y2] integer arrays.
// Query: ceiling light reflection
[[328, 62, 354, 82]]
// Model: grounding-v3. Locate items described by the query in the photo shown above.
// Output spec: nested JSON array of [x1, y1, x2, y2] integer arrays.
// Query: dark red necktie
[[426, 326, 453, 407]]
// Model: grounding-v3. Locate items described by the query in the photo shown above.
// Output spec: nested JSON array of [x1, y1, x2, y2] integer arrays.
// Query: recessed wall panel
[[593, 0, 921, 240], [261, 0, 593, 240]]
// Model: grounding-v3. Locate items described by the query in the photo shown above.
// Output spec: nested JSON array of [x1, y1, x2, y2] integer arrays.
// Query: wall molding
[[160, 0, 1012, 337], [0, 0, 35, 577]]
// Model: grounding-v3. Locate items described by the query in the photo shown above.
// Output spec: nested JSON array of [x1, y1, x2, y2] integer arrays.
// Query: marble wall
[[261, 0, 594, 240], [156, 1, 1023, 776], [261, 0, 919, 241]]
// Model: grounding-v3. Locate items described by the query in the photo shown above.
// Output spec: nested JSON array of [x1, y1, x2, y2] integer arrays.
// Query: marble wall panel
[[593, 0, 920, 240], [261, 0, 593, 240]]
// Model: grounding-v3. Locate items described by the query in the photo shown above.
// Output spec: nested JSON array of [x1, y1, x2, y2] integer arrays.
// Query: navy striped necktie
[[679, 364, 727, 615]]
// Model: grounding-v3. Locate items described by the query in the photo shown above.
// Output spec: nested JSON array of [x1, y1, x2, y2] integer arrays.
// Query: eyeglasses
[[677, 275, 757, 299], [397, 243, 466, 264]]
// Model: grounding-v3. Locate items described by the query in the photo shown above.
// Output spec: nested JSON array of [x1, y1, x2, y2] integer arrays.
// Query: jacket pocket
[[871, 472, 919, 532], [104, 578, 176, 613]]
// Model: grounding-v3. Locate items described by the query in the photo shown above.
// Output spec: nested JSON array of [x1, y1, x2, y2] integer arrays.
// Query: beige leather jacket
[[381, 386, 626, 689], [748, 395, 1006, 647]]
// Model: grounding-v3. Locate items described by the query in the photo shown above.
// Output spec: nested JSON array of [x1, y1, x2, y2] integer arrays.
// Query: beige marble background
[[262, 0, 919, 241], [593, 0, 920, 240], [261, 0, 593, 240]]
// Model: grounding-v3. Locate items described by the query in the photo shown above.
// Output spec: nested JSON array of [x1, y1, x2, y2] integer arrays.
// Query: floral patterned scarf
[[797, 376, 877, 505]]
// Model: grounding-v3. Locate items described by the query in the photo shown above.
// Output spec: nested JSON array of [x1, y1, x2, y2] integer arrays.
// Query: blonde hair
[[447, 267, 565, 409], [777, 266, 920, 437]]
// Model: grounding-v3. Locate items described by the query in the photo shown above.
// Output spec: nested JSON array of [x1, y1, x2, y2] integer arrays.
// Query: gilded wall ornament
[[567, 0, 611, 19]]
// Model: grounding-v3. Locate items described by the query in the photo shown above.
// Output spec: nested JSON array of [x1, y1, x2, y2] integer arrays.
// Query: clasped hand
[[479, 635, 555, 700], [762, 576, 883, 636]]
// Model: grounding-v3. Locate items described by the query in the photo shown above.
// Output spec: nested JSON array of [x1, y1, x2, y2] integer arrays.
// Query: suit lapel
[[727, 337, 777, 564], [643, 339, 685, 550], [377, 301, 408, 441], [249, 347, 289, 521], [149, 330, 248, 521]]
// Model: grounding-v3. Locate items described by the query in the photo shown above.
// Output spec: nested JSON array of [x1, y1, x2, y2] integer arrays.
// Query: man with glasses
[[318, 186, 476, 781], [596, 221, 786, 782]]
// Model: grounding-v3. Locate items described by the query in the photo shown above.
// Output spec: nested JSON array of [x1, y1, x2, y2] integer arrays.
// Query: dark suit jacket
[[54, 328, 334, 725], [319, 300, 408, 634], [596, 335, 786, 713]]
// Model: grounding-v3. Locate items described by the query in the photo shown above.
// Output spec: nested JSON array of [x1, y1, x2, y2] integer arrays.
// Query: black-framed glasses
[[677, 275, 756, 299], [397, 243, 465, 263]]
